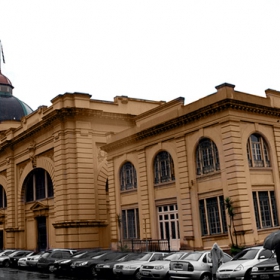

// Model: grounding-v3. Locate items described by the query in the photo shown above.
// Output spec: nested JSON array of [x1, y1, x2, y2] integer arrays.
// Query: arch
[[17, 156, 55, 230]]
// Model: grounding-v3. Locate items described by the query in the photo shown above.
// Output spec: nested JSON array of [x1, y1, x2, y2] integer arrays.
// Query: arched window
[[120, 162, 137, 191], [154, 151, 175, 184], [25, 168, 54, 202], [196, 138, 220, 175], [247, 134, 270, 167], [0, 185, 7, 209]]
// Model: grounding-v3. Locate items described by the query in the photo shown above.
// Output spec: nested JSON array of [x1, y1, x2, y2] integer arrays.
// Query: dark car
[[95, 252, 147, 279], [9, 250, 36, 267], [53, 250, 107, 276], [0, 250, 32, 267], [36, 249, 76, 272], [71, 251, 130, 277], [251, 253, 280, 280]]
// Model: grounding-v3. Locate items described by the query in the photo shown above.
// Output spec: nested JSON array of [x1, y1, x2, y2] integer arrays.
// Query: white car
[[18, 252, 39, 268], [139, 251, 191, 280], [216, 246, 273, 280], [113, 252, 169, 279]]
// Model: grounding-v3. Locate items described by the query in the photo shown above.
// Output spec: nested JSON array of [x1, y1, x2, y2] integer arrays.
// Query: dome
[[0, 70, 33, 122]]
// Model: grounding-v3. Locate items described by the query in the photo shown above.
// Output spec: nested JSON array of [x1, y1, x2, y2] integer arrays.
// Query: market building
[[0, 69, 165, 250], [102, 83, 280, 251]]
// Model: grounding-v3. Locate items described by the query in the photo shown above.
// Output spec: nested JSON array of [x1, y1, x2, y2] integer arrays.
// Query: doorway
[[37, 216, 47, 251]]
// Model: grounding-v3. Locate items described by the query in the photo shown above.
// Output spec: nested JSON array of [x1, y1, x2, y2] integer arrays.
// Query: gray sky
[[1, 0, 280, 110]]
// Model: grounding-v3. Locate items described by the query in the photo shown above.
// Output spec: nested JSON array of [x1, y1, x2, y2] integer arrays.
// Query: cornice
[[102, 98, 280, 152], [0, 107, 135, 151]]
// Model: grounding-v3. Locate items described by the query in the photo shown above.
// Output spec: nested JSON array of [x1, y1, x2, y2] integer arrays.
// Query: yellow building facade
[[102, 83, 280, 251], [0, 70, 165, 250]]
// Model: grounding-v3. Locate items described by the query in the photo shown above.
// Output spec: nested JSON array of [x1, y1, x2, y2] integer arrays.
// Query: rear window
[[182, 252, 203, 261], [232, 249, 259, 260]]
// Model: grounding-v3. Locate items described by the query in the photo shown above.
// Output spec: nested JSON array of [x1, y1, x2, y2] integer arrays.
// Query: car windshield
[[232, 249, 259, 260], [165, 253, 186, 261], [137, 253, 153, 261], [41, 252, 51, 258], [181, 252, 203, 261]]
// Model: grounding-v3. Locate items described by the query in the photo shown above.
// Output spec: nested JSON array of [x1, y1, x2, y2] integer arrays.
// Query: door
[[37, 216, 47, 251], [157, 204, 180, 251], [0, 230, 3, 250]]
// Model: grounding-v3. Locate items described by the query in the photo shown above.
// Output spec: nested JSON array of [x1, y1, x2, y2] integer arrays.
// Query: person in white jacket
[[210, 243, 224, 280]]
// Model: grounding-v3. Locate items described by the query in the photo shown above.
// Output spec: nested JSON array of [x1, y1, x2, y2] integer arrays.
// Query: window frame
[[253, 190, 278, 229], [0, 185, 7, 209], [196, 138, 220, 176], [120, 162, 137, 191], [121, 208, 140, 239], [247, 134, 270, 168], [199, 195, 227, 236], [154, 151, 175, 185]]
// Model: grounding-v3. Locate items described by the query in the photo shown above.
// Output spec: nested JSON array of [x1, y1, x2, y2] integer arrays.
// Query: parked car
[[250, 252, 279, 280], [53, 249, 106, 276], [26, 252, 46, 269], [216, 246, 273, 280], [18, 252, 40, 268], [0, 250, 33, 267], [71, 251, 130, 277], [96, 252, 147, 279], [169, 250, 232, 280], [139, 251, 192, 280], [36, 249, 75, 272], [113, 252, 170, 280], [9, 250, 35, 267], [0, 249, 15, 256]]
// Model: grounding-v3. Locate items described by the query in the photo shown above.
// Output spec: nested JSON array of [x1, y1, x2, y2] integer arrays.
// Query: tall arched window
[[247, 134, 270, 167], [25, 168, 54, 202], [154, 151, 175, 184], [0, 185, 7, 209], [120, 162, 137, 191], [196, 138, 220, 175]]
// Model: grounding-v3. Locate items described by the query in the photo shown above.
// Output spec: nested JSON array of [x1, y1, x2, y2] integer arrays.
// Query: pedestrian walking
[[210, 242, 224, 280]]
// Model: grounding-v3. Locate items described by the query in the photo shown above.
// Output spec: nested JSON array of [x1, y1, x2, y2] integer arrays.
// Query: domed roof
[[0, 70, 13, 88], [0, 70, 33, 122]]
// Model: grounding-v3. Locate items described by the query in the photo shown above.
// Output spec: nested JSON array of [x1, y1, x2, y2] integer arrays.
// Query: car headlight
[[103, 264, 110, 268], [123, 265, 138, 270], [234, 264, 244, 271], [154, 265, 165, 270], [78, 261, 88, 266], [252, 267, 258, 272], [274, 265, 279, 271]]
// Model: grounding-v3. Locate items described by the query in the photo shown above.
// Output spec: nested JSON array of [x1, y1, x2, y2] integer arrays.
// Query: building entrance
[[37, 216, 47, 251]]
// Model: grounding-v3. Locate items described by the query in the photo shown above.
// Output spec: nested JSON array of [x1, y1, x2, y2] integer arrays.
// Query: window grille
[[120, 162, 137, 191], [196, 138, 220, 176], [247, 134, 270, 168], [154, 151, 175, 184]]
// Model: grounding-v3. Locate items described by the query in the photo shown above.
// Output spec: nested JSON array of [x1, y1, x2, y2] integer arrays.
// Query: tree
[[224, 197, 239, 254]]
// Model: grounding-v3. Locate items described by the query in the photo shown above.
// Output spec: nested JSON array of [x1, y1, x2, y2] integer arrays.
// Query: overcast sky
[[1, 1, 280, 111]]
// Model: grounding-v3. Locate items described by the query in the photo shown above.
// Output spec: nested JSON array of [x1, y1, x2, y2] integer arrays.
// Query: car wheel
[[48, 264, 55, 273], [244, 269, 252, 280], [200, 273, 212, 280], [91, 265, 96, 276], [3, 260, 10, 268], [134, 269, 142, 280]]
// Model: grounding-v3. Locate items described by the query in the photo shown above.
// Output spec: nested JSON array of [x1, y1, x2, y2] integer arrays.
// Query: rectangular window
[[199, 195, 227, 236], [253, 191, 278, 229], [122, 209, 139, 239]]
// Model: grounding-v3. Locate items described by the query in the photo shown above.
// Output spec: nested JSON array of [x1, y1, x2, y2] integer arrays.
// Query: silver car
[[216, 246, 273, 280], [113, 252, 169, 279], [169, 250, 232, 280], [140, 251, 191, 280]]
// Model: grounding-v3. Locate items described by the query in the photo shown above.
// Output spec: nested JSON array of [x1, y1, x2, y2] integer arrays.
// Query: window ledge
[[154, 180, 175, 188], [196, 171, 221, 180], [120, 188, 137, 194]]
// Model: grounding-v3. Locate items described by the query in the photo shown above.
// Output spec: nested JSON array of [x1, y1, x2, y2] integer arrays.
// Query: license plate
[[219, 274, 230, 279], [260, 275, 269, 279], [142, 271, 150, 276]]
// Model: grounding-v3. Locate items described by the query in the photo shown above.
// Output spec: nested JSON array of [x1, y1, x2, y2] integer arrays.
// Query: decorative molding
[[53, 220, 108, 229]]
